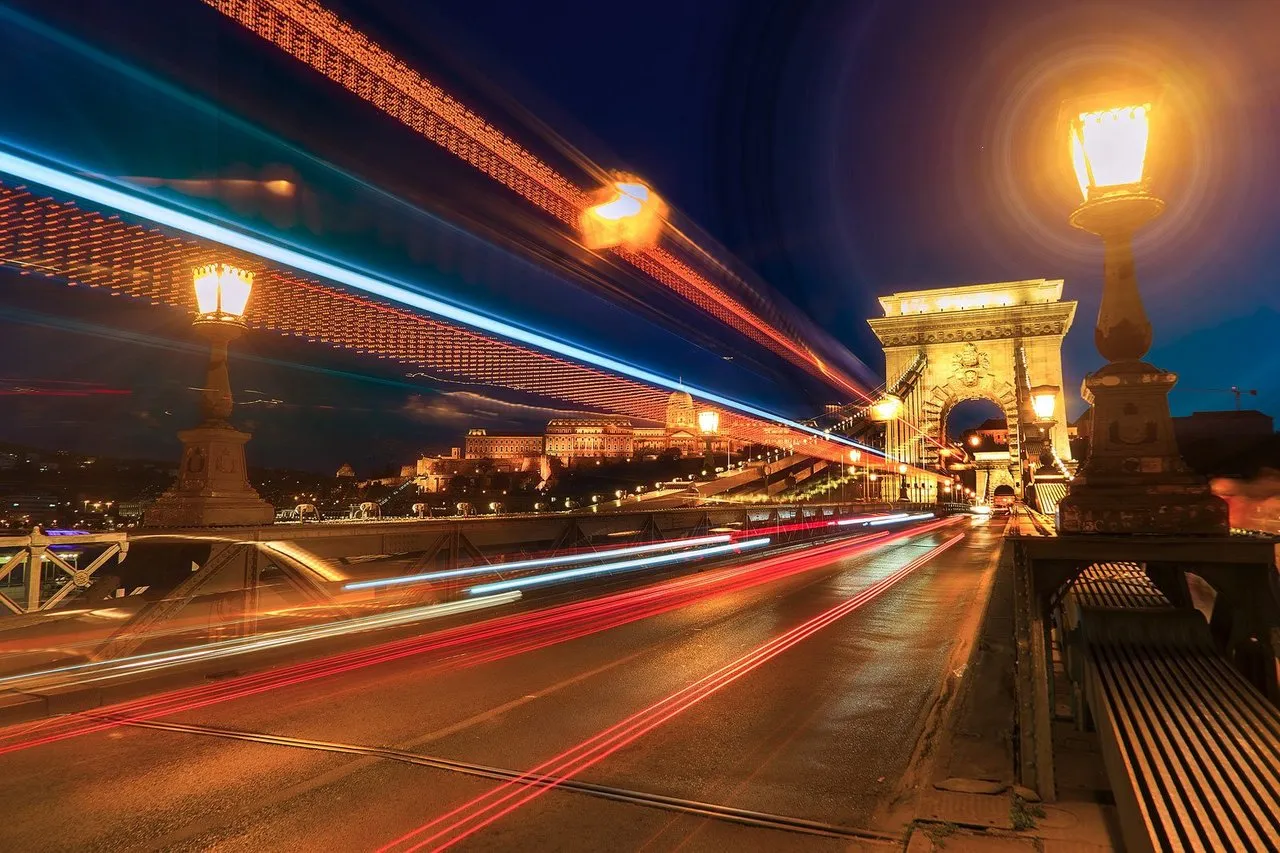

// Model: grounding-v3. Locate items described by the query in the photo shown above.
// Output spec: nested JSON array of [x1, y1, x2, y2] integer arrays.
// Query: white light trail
[[469, 537, 773, 595], [866, 512, 936, 526], [835, 512, 910, 526], [344, 534, 732, 591], [0, 592, 520, 691]]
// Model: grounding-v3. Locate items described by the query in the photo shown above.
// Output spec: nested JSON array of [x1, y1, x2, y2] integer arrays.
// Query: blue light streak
[[468, 537, 772, 595], [344, 534, 732, 590], [0, 146, 881, 456]]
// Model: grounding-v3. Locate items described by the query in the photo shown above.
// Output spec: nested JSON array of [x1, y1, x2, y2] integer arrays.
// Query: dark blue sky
[[399, 0, 1278, 417], [0, 0, 1276, 473]]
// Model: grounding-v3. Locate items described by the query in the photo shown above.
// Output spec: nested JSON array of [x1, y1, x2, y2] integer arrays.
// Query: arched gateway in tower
[[867, 279, 1076, 498]]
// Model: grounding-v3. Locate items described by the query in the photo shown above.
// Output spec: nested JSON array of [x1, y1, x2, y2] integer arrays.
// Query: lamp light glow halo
[[0, 147, 878, 457], [468, 537, 772, 595], [344, 534, 732, 591]]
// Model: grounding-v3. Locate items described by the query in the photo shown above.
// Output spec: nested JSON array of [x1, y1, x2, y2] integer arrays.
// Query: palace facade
[[460, 391, 727, 466]]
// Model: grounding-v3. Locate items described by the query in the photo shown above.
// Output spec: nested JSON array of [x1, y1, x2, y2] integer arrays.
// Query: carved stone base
[[1058, 360, 1227, 535], [145, 425, 274, 528]]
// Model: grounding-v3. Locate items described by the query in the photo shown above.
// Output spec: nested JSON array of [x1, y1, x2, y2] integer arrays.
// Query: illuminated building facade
[[544, 420, 635, 462], [463, 430, 544, 461], [459, 392, 731, 467]]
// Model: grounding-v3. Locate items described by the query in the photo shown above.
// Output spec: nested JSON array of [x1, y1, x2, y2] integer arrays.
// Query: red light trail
[[0, 520, 956, 757], [377, 530, 966, 852]]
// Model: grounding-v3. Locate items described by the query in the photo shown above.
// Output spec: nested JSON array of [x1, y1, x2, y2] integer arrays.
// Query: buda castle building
[[463, 391, 729, 466]]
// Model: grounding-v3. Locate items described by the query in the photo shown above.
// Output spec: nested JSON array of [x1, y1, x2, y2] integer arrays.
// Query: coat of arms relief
[[952, 342, 991, 388]]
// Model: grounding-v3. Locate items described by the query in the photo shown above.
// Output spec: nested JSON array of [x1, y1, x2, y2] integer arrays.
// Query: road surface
[[0, 516, 1002, 852]]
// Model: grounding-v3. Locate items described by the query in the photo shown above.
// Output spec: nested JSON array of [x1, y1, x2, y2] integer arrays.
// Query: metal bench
[[1060, 564, 1280, 852]]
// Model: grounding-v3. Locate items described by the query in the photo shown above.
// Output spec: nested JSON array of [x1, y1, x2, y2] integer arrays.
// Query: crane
[[1184, 386, 1259, 411]]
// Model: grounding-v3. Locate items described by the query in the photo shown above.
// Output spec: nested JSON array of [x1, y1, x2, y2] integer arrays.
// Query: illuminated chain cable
[[200, 0, 872, 400], [0, 180, 882, 464]]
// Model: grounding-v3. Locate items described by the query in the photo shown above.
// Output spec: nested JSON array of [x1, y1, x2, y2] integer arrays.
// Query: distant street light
[[870, 394, 902, 422], [1057, 92, 1227, 534], [145, 264, 274, 527]]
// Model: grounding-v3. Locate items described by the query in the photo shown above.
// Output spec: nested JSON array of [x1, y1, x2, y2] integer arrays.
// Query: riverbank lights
[[193, 263, 253, 320], [580, 179, 667, 250], [698, 410, 720, 434], [870, 394, 902, 422], [1031, 384, 1059, 421], [1069, 101, 1152, 201]]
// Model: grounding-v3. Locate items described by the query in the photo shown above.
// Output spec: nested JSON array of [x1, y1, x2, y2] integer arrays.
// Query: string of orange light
[[200, 0, 873, 402], [0, 180, 904, 468]]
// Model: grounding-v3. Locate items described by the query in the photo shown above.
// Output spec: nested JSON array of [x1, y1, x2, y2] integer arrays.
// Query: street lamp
[[848, 449, 862, 502], [580, 177, 667, 251], [1030, 384, 1059, 422], [698, 410, 730, 470], [870, 394, 902, 422], [145, 264, 274, 527], [1057, 92, 1227, 535], [897, 462, 909, 503]]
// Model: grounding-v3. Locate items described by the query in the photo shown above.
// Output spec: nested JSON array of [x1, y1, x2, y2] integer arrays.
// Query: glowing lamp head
[[1030, 384, 1060, 421], [897, 463, 908, 475], [193, 263, 253, 319], [869, 472, 878, 481], [848, 449, 862, 463], [870, 394, 902, 422], [968, 434, 982, 447], [580, 179, 667, 250], [1069, 101, 1152, 201], [698, 410, 720, 434]]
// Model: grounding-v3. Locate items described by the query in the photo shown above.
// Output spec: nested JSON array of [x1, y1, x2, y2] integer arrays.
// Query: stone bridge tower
[[868, 279, 1076, 496]]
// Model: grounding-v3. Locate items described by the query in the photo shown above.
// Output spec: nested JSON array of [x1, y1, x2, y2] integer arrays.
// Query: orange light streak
[[200, 0, 873, 401]]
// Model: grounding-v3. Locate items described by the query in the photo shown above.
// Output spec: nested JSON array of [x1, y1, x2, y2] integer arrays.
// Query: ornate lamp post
[[1025, 383, 1060, 468], [1055, 94, 1227, 535], [849, 449, 862, 501], [697, 409, 721, 472], [145, 264, 275, 527], [897, 462, 909, 503]]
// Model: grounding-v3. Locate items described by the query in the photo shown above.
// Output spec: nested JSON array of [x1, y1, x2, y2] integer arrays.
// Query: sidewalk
[[903, 531, 1121, 852]]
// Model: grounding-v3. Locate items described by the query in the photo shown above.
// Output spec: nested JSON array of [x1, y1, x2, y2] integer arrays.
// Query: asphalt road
[[0, 516, 1003, 852]]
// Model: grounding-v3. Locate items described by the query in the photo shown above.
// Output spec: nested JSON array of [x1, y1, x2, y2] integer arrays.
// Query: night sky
[[1, 0, 1277, 474]]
